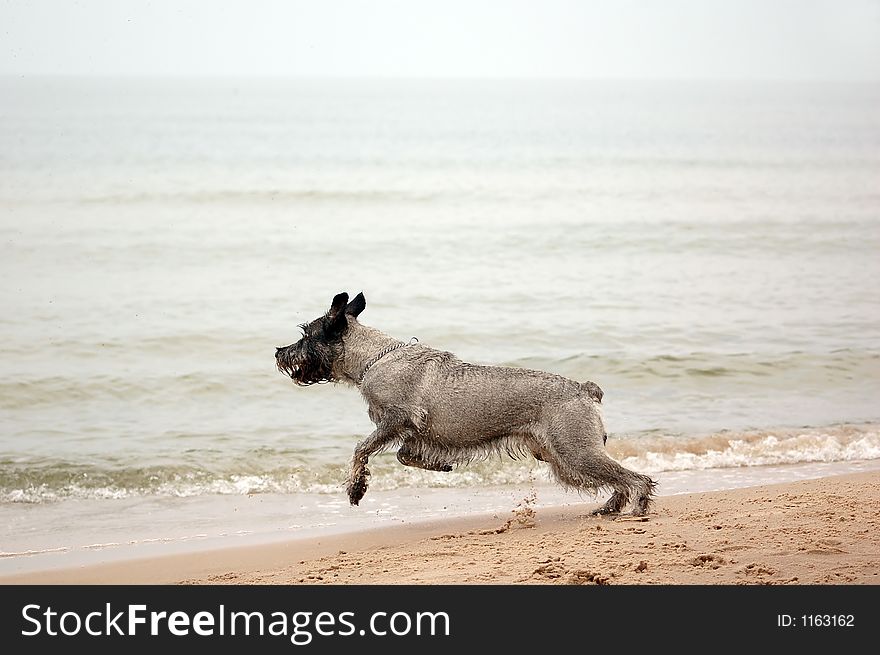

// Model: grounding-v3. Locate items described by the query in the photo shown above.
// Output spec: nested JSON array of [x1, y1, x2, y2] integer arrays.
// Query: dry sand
[[5, 471, 878, 585]]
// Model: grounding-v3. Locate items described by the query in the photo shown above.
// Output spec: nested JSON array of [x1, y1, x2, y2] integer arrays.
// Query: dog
[[275, 292, 656, 516]]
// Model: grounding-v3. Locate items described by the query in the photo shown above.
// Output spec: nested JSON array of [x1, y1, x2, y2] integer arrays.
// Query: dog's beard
[[275, 351, 302, 381], [276, 347, 335, 386]]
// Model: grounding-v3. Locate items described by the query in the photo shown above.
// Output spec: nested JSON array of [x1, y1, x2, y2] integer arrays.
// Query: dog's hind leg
[[546, 447, 654, 516], [346, 409, 408, 505], [396, 439, 453, 472], [542, 401, 656, 516]]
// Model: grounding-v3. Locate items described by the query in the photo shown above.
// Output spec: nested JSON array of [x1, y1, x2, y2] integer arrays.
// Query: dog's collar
[[359, 337, 418, 384]]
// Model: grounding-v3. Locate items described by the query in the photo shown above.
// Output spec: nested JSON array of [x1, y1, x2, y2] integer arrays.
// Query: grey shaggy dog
[[276, 292, 656, 516]]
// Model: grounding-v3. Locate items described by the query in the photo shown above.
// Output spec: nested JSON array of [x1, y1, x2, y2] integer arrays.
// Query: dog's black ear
[[346, 292, 366, 318], [329, 292, 349, 317], [326, 292, 349, 335]]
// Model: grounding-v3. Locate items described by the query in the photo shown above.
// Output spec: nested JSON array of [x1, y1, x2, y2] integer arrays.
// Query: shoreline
[[3, 468, 878, 585], [3, 457, 879, 579]]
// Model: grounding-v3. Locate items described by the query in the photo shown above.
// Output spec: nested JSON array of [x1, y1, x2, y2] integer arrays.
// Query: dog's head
[[275, 292, 366, 385]]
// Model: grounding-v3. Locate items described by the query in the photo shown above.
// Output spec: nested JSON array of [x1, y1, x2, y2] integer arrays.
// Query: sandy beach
[[4, 470, 877, 585]]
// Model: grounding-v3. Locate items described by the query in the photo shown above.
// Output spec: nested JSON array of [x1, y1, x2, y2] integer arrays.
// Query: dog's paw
[[347, 481, 367, 505], [346, 469, 370, 506]]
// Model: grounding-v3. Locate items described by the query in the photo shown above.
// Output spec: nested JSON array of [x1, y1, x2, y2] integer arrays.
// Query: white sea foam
[[615, 427, 880, 474], [3, 424, 877, 503]]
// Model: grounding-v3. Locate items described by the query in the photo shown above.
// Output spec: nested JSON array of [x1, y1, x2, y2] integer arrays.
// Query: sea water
[[1, 78, 878, 572]]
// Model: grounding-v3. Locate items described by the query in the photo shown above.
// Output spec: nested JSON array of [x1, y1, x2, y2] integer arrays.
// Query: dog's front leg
[[346, 415, 404, 505]]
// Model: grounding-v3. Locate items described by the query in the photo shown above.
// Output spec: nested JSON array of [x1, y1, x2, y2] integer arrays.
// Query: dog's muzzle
[[275, 347, 301, 380]]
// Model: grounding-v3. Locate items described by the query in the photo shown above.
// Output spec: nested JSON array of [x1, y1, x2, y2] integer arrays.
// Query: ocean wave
[[3, 348, 877, 409], [78, 188, 441, 206], [611, 424, 880, 473], [0, 372, 281, 409], [2, 424, 877, 504], [510, 349, 880, 385]]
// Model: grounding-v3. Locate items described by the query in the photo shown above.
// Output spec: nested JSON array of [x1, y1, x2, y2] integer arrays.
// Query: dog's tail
[[580, 380, 603, 403]]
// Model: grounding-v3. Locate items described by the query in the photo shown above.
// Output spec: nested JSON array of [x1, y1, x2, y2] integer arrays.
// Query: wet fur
[[276, 292, 656, 516]]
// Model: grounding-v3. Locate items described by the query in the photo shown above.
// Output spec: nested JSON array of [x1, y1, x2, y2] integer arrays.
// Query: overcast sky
[[2, 0, 879, 80]]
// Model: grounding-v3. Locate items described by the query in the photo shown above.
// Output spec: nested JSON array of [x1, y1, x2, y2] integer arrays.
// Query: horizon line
[[2, 72, 879, 85]]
